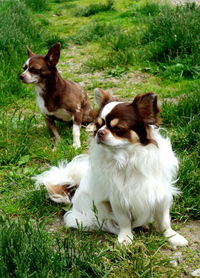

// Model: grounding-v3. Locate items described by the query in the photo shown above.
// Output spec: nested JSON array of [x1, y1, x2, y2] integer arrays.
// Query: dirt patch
[[180, 220, 200, 246], [162, 220, 200, 277]]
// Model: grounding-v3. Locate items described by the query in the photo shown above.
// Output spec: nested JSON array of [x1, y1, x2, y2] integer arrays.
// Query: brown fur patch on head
[[132, 92, 160, 126], [105, 94, 160, 146], [93, 88, 120, 132], [28, 55, 51, 77], [29, 63, 42, 70]]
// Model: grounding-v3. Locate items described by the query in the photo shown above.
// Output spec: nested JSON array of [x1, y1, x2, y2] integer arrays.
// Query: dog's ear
[[132, 93, 160, 125], [45, 43, 60, 66], [26, 46, 35, 57], [94, 88, 113, 109]]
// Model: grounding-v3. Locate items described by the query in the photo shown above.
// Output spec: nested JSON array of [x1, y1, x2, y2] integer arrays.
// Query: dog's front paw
[[73, 142, 81, 149], [168, 233, 188, 249], [118, 232, 133, 245]]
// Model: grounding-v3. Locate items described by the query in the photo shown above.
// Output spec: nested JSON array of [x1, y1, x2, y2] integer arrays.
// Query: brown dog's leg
[[45, 117, 60, 144]]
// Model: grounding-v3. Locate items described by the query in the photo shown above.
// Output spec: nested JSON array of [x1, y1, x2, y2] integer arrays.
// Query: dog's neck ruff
[[90, 126, 178, 184]]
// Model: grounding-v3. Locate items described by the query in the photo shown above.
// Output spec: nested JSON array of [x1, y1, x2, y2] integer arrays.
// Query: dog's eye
[[29, 67, 41, 74], [112, 126, 127, 136]]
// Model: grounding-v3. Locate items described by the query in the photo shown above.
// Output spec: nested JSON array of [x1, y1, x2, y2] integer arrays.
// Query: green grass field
[[0, 0, 199, 277]]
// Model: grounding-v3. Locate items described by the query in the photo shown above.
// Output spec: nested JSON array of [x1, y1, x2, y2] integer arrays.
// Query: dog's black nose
[[19, 75, 23, 80]]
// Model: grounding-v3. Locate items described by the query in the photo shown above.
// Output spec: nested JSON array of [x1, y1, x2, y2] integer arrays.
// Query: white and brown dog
[[34, 89, 188, 248], [20, 43, 94, 148]]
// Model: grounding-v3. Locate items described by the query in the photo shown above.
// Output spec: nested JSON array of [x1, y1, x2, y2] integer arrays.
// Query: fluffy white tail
[[33, 154, 89, 204]]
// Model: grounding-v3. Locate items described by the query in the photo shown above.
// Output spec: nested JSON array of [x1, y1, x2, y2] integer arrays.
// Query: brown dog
[[20, 43, 94, 148]]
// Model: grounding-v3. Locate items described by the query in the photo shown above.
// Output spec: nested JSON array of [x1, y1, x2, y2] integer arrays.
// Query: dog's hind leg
[[45, 116, 60, 144]]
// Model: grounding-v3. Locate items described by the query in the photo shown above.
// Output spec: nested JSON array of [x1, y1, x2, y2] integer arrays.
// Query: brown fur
[[20, 43, 94, 147], [96, 92, 160, 146]]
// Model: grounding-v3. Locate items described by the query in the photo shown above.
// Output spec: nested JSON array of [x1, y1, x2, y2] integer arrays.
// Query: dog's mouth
[[96, 133, 107, 145], [20, 75, 40, 84], [20, 77, 30, 84]]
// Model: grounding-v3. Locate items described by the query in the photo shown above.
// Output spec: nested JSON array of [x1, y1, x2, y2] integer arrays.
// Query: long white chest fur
[[75, 128, 179, 228], [35, 86, 72, 121]]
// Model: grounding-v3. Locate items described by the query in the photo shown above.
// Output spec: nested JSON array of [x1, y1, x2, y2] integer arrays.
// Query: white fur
[[21, 59, 41, 84], [101, 101, 122, 119], [72, 123, 81, 149], [66, 127, 188, 247], [97, 125, 130, 146]]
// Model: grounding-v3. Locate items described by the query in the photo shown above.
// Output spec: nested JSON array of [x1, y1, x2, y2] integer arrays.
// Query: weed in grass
[[73, 0, 115, 17], [105, 65, 127, 77]]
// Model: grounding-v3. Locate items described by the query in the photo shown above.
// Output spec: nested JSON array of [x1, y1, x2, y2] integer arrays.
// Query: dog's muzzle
[[97, 129, 108, 144]]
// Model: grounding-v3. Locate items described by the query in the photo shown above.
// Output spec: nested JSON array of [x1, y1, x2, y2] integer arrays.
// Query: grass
[[0, 215, 107, 277], [22, 0, 49, 12], [0, 0, 39, 106], [70, 2, 200, 80], [1, 215, 182, 278], [0, 0, 199, 277], [161, 91, 200, 220], [141, 3, 200, 79], [69, 21, 121, 45]]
